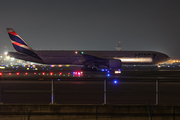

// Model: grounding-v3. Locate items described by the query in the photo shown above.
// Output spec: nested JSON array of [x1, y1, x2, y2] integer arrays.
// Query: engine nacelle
[[108, 60, 121, 69]]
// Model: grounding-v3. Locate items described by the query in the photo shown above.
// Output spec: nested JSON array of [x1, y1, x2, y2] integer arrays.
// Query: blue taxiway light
[[101, 69, 104, 72], [107, 74, 110, 77], [114, 80, 117, 84]]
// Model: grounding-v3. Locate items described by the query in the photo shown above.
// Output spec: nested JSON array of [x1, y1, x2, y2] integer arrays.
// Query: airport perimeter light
[[4, 52, 8, 55]]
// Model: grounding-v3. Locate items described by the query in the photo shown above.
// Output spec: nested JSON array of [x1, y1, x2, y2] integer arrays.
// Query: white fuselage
[[31, 50, 170, 65], [8, 50, 170, 65]]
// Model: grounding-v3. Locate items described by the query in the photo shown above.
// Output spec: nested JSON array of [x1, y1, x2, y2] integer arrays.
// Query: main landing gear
[[81, 65, 97, 71]]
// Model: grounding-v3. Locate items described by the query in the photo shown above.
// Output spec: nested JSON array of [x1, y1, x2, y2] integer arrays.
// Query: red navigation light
[[34, 72, 37, 75], [50, 72, 53, 75], [25, 72, 28, 75], [9, 73, 11, 75], [16, 72, 19, 75], [42, 72, 45, 75], [0, 72, 2, 76]]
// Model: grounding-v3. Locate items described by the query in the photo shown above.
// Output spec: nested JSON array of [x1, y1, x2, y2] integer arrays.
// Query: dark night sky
[[0, 0, 180, 59]]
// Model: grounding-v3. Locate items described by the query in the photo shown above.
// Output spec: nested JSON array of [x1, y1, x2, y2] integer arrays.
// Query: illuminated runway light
[[158, 65, 161, 68], [42, 72, 45, 75], [4, 52, 8, 55], [73, 71, 82, 77], [11, 57, 14, 61], [114, 80, 117, 84], [34, 72, 37, 75], [6, 56, 10, 60], [0, 72, 2, 76], [50, 72, 53, 75], [115, 70, 121, 74], [58, 79, 60, 81], [16, 72, 19, 75], [51, 65, 55, 67], [107, 74, 110, 77], [59, 72, 62, 75], [66, 65, 70, 67], [0, 66, 5, 69], [101, 69, 104, 72], [9, 73, 11, 75], [25, 72, 28, 75]]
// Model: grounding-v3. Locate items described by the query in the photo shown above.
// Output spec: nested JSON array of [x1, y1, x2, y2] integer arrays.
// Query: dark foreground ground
[[0, 65, 179, 120]]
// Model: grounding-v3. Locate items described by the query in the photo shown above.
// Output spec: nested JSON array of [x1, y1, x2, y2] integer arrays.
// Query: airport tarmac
[[0, 77, 179, 105], [0, 65, 180, 105]]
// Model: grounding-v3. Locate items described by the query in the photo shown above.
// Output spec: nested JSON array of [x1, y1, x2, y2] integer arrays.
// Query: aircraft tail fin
[[6, 28, 42, 60]]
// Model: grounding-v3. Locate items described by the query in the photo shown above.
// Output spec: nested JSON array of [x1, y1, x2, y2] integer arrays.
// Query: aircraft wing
[[80, 53, 109, 67]]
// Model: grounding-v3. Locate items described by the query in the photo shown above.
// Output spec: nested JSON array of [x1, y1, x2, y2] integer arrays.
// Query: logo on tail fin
[[7, 28, 42, 60]]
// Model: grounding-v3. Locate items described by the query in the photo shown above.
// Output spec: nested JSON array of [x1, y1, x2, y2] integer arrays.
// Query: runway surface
[[0, 65, 180, 105], [0, 79, 180, 105]]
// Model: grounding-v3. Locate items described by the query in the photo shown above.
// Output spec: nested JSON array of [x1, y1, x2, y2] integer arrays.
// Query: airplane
[[6, 28, 171, 71]]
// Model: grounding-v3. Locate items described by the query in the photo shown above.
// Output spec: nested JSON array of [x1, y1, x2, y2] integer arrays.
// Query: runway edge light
[[114, 80, 117, 84]]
